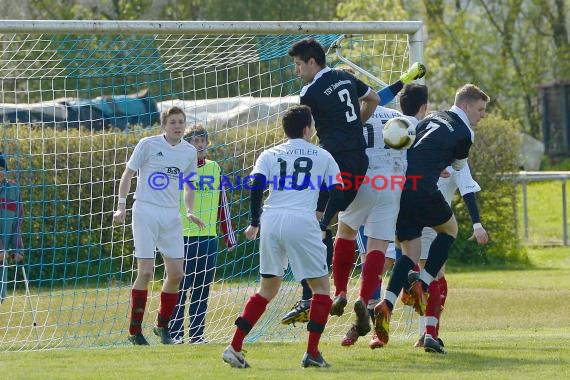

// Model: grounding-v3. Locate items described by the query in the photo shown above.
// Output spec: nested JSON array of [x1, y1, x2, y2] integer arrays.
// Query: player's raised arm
[[359, 89, 380, 125], [376, 62, 427, 105]]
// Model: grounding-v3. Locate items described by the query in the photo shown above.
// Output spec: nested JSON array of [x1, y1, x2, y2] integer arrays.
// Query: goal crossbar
[[0, 20, 423, 35]]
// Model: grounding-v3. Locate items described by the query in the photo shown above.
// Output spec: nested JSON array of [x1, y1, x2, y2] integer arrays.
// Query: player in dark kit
[[291, 38, 378, 212], [281, 37, 426, 325], [373, 84, 490, 354]]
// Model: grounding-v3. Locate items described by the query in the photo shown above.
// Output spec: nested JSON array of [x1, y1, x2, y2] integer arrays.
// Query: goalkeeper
[[169, 124, 237, 344]]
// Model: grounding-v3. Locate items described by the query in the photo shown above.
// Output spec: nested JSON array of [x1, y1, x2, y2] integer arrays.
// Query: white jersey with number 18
[[251, 138, 341, 213]]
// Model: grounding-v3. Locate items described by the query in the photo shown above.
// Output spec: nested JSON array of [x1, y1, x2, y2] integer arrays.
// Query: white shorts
[[259, 211, 328, 282], [338, 168, 403, 241], [420, 227, 437, 260], [132, 201, 184, 259], [385, 242, 397, 260]]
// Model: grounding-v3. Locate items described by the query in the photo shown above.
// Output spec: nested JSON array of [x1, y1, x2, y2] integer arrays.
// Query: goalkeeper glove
[[400, 62, 426, 84]]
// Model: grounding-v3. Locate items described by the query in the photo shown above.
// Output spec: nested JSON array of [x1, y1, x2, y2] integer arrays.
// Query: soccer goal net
[[0, 20, 423, 351]]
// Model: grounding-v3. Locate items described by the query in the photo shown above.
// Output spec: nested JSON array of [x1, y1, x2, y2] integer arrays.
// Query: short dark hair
[[282, 105, 312, 139], [184, 124, 208, 143], [288, 38, 326, 67], [160, 106, 186, 126], [400, 83, 428, 117]]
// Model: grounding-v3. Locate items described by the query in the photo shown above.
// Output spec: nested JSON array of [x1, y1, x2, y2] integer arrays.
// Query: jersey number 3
[[338, 89, 357, 122]]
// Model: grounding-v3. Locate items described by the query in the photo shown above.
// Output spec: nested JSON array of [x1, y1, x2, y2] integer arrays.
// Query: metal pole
[[0, 20, 423, 35], [408, 27, 425, 85], [522, 180, 529, 241], [21, 266, 40, 341], [562, 180, 568, 246]]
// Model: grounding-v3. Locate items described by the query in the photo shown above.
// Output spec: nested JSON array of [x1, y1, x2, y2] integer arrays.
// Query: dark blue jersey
[[300, 67, 370, 154], [405, 111, 473, 193]]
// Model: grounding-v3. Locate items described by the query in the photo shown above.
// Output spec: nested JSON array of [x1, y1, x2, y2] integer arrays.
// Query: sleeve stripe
[[221, 187, 237, 245]]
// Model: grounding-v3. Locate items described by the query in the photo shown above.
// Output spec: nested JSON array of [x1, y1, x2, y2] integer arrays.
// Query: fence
[[512, 171, 569, 246]]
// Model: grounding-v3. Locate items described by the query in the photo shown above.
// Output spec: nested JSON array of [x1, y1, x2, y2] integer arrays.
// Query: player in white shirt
[[335, 105, 403, 343], [339, 84, 429, 348], [223, 105, 341, 369], [113, 106, 205, 346]]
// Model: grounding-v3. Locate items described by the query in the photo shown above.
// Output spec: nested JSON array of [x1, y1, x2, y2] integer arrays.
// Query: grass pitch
[[2, 246, 569, 380]]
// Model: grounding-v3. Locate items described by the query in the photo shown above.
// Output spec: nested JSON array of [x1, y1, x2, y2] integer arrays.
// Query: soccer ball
[[382, 116, 416, 150]]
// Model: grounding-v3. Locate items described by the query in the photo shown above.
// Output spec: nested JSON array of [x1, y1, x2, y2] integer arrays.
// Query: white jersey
[[251, 138, 341, 213], [437, 162, 481, 205], [127, 135, 198, 208], [364, 105, 405, 169]]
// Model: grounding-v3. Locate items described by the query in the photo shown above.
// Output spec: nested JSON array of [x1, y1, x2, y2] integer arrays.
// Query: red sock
[[437, 276, 448, 335], [359, 250, 385, 304], [332, 238, 356, 295], [157, 291, 178, 327], [231, 293, 269, 351], [412, 263, 420, 272], [307, 293, 332, 357], [129, 289, 148, 335], [439, 276, 448, 308], [425, 281, 441, 338]]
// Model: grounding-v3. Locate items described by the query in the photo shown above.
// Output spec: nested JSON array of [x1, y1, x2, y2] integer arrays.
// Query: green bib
[[180, 160, 221, 237]]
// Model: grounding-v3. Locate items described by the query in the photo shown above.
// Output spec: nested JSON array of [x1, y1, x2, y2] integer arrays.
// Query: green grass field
[[516, 180, 570, 245], [1, 181, 567, 379], [2, 246, 569, 380]]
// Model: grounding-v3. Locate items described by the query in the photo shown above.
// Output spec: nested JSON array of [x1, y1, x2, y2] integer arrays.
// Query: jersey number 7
[[413, 122, 440, 148]]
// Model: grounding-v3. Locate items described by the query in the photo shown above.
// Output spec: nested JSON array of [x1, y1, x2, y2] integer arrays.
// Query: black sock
[[386, 255, 415, 308], [301, 279, 312, 301], [424, 233, 455, 289], [324, 229, 333, 269]]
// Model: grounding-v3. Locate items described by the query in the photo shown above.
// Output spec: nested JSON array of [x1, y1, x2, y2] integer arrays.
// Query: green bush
[[1, 122, 288, 287], [449, 113, 529, 266], [0, 113, 528, 289], [2, 126, 156, 287]]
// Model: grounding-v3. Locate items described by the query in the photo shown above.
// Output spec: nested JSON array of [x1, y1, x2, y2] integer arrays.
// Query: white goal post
[[0, 20, 423, 351]]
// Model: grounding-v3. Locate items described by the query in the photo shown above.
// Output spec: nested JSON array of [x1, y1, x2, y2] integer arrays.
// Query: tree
[[336, 0, 409, 20], [337, 0, 569, 138]]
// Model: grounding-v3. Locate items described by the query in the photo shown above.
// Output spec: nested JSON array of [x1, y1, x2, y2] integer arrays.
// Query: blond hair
[[454, 84, 490, 105], [160, 106, 186, 126]]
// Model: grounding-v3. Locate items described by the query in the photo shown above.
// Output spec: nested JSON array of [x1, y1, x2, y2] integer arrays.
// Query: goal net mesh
[[0, 25, 419, 350]]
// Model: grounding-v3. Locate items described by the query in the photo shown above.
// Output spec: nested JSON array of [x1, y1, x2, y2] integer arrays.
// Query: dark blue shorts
[[395, 189, 453, 241], [317, 149, 368, 212]]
